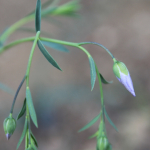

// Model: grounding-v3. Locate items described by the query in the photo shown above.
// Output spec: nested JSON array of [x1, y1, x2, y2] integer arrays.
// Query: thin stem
[[0, 15, 34, 42], [27, 113, 31, 144], [0, 37, 35, 54], [78, 42, 114, 59], [95, 63, 106, 133], [40, 37, 78, 47], [10, 75, 26, 114], [25, 117, 28, 149], [26, 31, 40, 87], [95, 64, 104, 106]]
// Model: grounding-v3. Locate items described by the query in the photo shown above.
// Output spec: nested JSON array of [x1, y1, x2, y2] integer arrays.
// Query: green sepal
[[89, 131, 99, 139], [88, 56, 96, 91], [78, 112, 101, 132], [37, 40, 62, 71], [104, 107, 118, 132], [41, 41, 69, 53], [26, 87, 38, 128], [16, 118, 28, 149], [99, 73, 113, 84], [17, 98, 26, 120], [35, 0, 41, 32], [31, 132, 38, 147]]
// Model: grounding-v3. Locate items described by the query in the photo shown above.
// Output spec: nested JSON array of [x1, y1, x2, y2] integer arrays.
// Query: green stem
[[26, 31, 40, 87], [95, 64, 106, 134], [0, 15, 34, 42], [0, 4, 65, 43], [10, 75, 26, 114], [0, 37, 35, 54], [40, 37, 77, 47], [78, 42, 114, 59]]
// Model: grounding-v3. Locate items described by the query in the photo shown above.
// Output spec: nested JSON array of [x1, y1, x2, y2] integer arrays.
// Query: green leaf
[[89, 131, 99, 139], [78, 112, 101, 132], [104, 107, 118, 132], [35, 0, 41, 32], [41, 41, 69, 53], [17, 98, 26, 120], [37, 40, 62, 71], [27, 0, 54, 17], [99, 73, 113, 84], [26, 87, 38, 128], [88, 56, 96, 91], [31, 132, 38, 147], [16, 118, 28, 149]]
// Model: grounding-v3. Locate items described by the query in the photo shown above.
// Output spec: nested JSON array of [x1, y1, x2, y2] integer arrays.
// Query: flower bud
[[3, 114, 16, 140], [97, 135, 112, 150], [113, 59, 135, 96], [26, 144, 35, 150]]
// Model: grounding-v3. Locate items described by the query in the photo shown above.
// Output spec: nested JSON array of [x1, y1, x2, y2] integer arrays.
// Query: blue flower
[[113, 59, 136, 96]]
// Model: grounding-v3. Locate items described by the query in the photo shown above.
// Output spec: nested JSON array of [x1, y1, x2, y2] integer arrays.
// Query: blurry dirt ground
[[0, 0, 150, 150]]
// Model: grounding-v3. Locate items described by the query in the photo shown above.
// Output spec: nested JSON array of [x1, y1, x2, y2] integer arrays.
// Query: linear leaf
[[35, 0, 41, 32], [89, 131, 99, 139], [17, 98, 26, 120], [26, 87, 38, 128], [37, 40, 62, 71], [99, 73, 113, 84], [31, 132, 38, 147], [41, 41, 69, 53], [16, 118, 28, 149], [88, 56, 96, 91], [104, 107, 118, 132], [78, 112, 101, 132]]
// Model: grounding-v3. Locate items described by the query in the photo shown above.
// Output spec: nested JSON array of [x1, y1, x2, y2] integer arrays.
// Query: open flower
[[113, 59, 136, 96]]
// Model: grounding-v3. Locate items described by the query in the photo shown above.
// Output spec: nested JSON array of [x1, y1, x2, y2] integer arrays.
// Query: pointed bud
[[26, 144, 35, 150], [3, 114, 16, 140], [113, 59, 135, 96], [97, 133, 112, 150]]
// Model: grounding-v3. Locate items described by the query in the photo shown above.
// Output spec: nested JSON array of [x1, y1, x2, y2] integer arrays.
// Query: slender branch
[[78, 42, 114, 59], [10, 75, 26, 114], [95, 63, 106, 134], [26, 31, 40, 87], [0, 37, 35, 54]]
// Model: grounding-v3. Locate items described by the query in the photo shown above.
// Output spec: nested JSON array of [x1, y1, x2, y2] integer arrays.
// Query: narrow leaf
[[16, 118, 28, 149], [89, 131, 99, 139], [37, 40, 62, 71], [31, 132, 38, 147], [88, 56, 96, 91], [17, 98, 26, 120], [26, 87, 38, 127], [41, 41, 69, 53], [104, 107, 118, 132], [35, 0, 41, 32], [78, 112, 101, 132], [99, 73, 113, 84]]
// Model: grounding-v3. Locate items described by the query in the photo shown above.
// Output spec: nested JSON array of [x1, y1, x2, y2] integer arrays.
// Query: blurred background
[[0, 0, 150, 150]]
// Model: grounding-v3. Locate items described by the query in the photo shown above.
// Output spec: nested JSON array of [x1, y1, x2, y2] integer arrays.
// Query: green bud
[[113, 58, 135, 96], [3, 114, 16, 140], [97, 134, 111, 150], [113, 60, 128, 79], [27, 144, 36, 150]]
